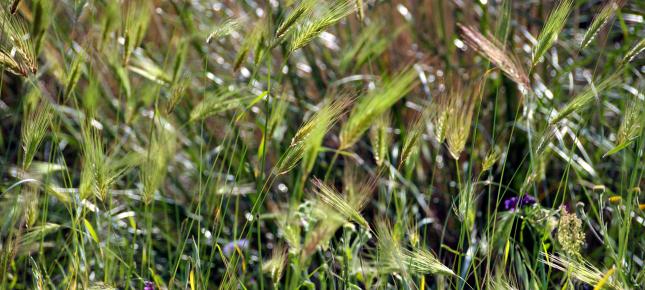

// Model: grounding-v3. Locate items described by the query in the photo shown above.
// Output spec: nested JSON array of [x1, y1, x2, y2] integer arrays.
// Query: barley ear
[[532, 0, 573, 67], [21, 100, 52, 170]]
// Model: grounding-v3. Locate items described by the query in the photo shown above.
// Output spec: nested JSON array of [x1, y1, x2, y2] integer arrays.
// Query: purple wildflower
[[144, 281, 154, 290], [504, 194, 537, 211], [222, 239, 250, 257]]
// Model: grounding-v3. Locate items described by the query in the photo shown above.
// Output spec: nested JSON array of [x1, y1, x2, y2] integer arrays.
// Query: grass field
[[0, 0, 644, 289]]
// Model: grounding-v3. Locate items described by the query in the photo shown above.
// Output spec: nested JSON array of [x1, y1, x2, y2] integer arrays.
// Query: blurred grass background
[[0, 0, 643, 289]]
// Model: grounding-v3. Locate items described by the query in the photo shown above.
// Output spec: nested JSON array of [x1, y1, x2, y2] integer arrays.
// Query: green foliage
[[0, 1, 643, 289]]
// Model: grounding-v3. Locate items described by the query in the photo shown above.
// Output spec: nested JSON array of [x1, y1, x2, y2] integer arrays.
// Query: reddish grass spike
[[457, 24, 531, 95]]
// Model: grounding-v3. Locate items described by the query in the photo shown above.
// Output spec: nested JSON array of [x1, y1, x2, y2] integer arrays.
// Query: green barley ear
[[540, 253, 621, 289], [141, 122, 177, 204], [581, 0, 623, 49], [274, 98, 349, 175], [399, 108, 430, 168], [267, 94, 290, 139], [23, 183, 39, 227], [550, 72, 621, 124], [165, 81, 187, 114], [374, 218, 453, 276], [482, 147, 501, 172], [446, 74, 486, 160], [301, 95, 353, 178], [454, 182, 476, 231], [401, 247, 454, 276], [64, 52, 84, 101], [262, 243, 288, 286], [79, 122, 106, 200], [608, 97, 643, 155], [374, 218, 405, 274], [531, 0, 573, 67], [233, 22, 266, 71], [18, 223, 61, 248], [340, 68, 418, 149], [206, 18, 240, 44], [311, 178, 369, 229], [430, 92, 449, 144], [288, 0, 355, 53], [21, 100, 52, 170], [458, 24, 530, 95], [369, 112, 391, 167], [605, 97, 643, 157], [128, 53, 171, 84], [189, 89, 249, 122], [0, 8, 37, 75], [621, 38, 645, 65], [122, 0, 151, 65], [274, 0, 316, 40], [80, 121, 138, 201]]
